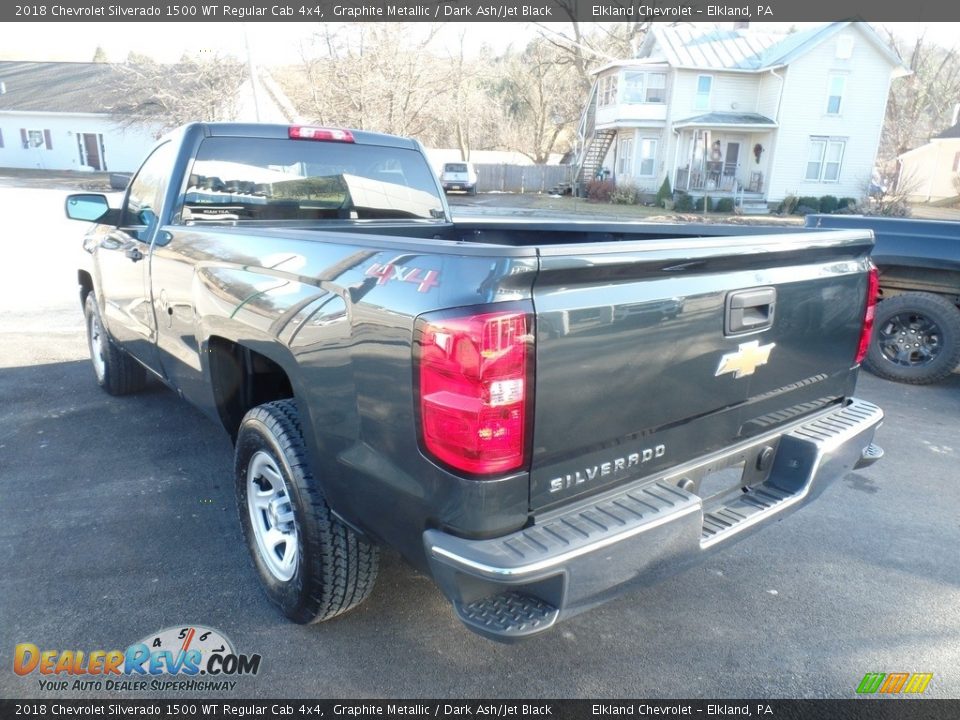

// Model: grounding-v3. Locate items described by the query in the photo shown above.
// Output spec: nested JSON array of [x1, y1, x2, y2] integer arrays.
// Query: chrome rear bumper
[[424, 398, 883, 641]]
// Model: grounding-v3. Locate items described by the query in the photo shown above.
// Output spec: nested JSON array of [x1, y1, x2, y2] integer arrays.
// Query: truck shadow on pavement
[[3, 359, 960, 698]]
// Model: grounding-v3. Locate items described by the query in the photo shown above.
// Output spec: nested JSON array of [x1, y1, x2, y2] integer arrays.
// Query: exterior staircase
[[573, 81, 616, 196]]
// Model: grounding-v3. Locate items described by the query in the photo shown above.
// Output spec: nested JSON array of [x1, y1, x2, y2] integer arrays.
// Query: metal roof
[[0, 61, 138, 113], [646, 22, 906, 74], [672, 112, 778, 129]]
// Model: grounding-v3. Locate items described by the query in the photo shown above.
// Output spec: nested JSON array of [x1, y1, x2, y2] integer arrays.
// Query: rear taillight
[[855, 264, 880, 364], [416, 308, 533, 476], [288, 126, 354, 142]]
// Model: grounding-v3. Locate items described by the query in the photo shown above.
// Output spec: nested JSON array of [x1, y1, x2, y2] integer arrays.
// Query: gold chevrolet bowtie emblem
[[715, 340, 776, 379]]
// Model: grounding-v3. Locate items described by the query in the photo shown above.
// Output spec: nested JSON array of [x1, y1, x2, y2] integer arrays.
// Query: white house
[[896, 111, 960, 203], [0, 62, 158, 172], [0, 61, 299, 173], [575, 22, 909, 212]]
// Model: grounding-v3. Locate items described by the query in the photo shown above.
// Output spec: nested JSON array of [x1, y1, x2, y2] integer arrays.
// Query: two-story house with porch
[[574, 22, 908, 213]]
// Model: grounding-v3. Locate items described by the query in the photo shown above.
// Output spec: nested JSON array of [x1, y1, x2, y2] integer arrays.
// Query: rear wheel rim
[[87, 309, 106, 382], [877, 312, 943, 368], [247, 450, 298, 582]]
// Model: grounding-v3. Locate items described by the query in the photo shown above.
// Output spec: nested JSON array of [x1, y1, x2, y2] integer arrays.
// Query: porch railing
[[676, 164, 739, 192]]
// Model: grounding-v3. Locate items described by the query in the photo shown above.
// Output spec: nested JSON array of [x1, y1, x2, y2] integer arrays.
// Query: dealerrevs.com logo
[[14, 626, 261, 692]]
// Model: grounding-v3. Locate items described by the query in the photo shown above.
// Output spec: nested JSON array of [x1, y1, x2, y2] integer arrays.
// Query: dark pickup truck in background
[[66, 123, 884, 641], [807, 215, 960, 384]]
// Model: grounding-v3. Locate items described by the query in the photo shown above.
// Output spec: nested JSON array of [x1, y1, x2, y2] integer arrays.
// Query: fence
[[474, 164, 573, 194]]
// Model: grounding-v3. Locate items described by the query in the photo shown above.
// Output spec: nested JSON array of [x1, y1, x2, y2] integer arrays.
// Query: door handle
[[125, 246, 144, 262], [726, 287, 776, 335]]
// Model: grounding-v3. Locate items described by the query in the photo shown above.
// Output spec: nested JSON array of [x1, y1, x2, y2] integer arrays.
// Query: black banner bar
[[2, 700, 960, 720], [3, 0, 959, 22]]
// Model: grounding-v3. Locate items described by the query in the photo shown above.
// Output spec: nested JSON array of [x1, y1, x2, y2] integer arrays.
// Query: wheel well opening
[[208, 337, 294, 440], [78, 270, 94, 305]]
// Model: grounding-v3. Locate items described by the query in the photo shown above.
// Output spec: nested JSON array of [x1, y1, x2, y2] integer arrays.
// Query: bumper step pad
[[455, 591, 559, 641], [700, 399, 883, 548]]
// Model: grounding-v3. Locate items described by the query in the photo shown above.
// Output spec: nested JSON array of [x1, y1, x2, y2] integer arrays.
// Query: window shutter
[[953, 151, 960, 172], [0, 128, 4, 148], [43, 129, 52, 150], [20, 128, 27, 148]]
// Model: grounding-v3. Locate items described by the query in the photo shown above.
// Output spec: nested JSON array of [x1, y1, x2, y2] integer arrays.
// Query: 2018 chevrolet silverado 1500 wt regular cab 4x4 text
[[66, 123, 884, 642]]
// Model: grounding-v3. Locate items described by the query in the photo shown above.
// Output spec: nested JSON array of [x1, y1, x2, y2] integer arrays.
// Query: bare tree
[[531, 15, 653, 91], [109, 54, 247, 135], [879, 30, 960, 162], [290, 23, 452, 144], [487, 38, 583, 163]]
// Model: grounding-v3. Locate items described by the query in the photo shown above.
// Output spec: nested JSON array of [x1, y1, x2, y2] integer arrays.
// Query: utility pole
[[243, 23, 262, 122]]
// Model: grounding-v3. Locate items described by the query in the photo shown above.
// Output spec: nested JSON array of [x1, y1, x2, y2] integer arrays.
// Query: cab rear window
[[180, 137, 445, 223], [443, 163, 469, 173]]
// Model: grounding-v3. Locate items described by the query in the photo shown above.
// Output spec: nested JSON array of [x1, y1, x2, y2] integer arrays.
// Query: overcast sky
[[2, 22, 957, 65]]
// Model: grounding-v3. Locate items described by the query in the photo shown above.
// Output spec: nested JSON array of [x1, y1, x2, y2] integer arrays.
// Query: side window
[[123, 142, 175, 228]]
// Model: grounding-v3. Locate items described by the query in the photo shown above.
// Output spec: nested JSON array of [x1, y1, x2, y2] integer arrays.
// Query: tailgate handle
[[726, 287, 776, 335]]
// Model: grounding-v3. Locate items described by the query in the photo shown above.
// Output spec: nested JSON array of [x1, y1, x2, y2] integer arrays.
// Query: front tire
[[235, 399, 379, 624], [864, 292, 960, 385], [83, 292, 147, 395]]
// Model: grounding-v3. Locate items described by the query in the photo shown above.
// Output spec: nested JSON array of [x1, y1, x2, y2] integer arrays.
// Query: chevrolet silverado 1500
[[66, 123, 883, 641]]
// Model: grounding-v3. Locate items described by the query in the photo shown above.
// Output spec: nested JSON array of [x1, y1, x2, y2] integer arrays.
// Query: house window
[[622, 71, 668, 104], [694, 75, 712, 111], [623, 73, 644, 104], [598, 74, 619, 107], [617, 135, 634, 176], [806, 137, 845, 182], [826, 75, 845, 115], [646, 73, 667, 103], [21, 129, 51, 149], [836, 36, 854, 59], [638, 138, 658, 177]]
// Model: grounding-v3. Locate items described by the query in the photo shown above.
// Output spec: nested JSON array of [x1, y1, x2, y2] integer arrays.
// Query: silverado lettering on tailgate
[[550, 444, 666, 493]]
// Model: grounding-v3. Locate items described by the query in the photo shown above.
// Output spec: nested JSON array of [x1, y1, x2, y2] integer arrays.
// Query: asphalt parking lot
[[1, 184, 958, 700]]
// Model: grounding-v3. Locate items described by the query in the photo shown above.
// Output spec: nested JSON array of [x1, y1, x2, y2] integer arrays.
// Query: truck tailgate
[[530, 230, 873, 510]]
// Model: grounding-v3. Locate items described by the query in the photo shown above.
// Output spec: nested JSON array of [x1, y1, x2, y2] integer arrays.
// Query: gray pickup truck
[[807, 214, 960, 385], [66, 123, 883, 641]]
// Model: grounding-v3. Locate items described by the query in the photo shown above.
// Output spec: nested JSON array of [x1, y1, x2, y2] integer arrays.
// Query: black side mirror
[[65, 193, 111, 223]]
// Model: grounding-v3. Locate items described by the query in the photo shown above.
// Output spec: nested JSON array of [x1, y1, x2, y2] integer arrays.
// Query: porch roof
[[673, 112, 777, 130]]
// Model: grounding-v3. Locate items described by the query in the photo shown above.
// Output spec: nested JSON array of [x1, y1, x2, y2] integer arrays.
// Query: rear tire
[[83, 292, 147, 395], [235, 399, 379, 624], [864, 292, 960, 385]]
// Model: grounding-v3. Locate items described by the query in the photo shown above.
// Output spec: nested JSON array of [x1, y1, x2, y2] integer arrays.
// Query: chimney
[[953, 103, 960, 127], [733, 21, 749, 30]]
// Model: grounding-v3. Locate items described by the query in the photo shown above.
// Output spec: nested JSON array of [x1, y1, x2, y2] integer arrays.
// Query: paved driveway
[[1, 186, 957, 699]]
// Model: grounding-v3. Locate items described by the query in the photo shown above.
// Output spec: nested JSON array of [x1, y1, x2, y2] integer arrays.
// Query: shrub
[[656, 177, 672, 207], [610, 184, 638, 204], [693, 196, 712, 212], [674, 192, 694, 212], [837, 197, 857, 212], [714, 198, 735, 213], [795, 196, 821, 213], [863, 197, 911, 217], [819, 195, 839, 214], [585, 179, 614, 202], [778, 194, 799, 215]]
